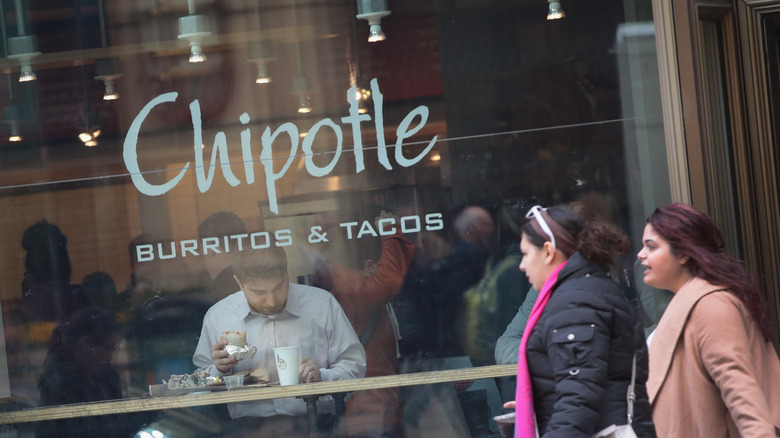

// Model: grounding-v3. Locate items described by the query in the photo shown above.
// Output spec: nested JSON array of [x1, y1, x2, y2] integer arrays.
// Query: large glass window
[[0, 1, 669, 436]]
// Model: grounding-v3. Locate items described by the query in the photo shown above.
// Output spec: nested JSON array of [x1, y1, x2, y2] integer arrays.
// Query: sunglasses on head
[[525, 205, 556, 252]]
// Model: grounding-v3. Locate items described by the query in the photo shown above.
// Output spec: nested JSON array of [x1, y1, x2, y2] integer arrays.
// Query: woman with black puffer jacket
[[505, 204, 656, 438]]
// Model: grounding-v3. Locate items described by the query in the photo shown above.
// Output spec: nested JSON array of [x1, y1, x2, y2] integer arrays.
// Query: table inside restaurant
[[0, 364, 517, 436]]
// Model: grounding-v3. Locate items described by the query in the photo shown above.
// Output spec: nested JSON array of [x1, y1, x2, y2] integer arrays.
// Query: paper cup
[[273, 346, 299, 386]]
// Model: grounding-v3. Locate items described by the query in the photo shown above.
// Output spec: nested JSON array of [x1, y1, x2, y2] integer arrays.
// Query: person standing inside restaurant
[[638, 203, 780, 437], [508, 204, 655, 438], [315, 210, 415, 438], [193, 245, 366, 436]]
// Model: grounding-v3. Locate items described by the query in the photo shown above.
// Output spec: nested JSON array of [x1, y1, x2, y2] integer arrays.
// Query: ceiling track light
[[292, 76, 312, 114], [547, 0, 565, 20], [8, 124, 21, 142], [290, 0, 312, 113], [178, 14, 211, 63], [93, 1, 121, 99], [94, 58, 123, 100], [2, 104, 23, 142], [248, 41, 275, 84], [249, 1, 274, 84], [7, 35, 40, 82], [356, 0, 391, 42]]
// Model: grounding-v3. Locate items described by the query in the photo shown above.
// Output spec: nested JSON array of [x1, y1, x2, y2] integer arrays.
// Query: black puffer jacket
[[526, 252, 656, 438]]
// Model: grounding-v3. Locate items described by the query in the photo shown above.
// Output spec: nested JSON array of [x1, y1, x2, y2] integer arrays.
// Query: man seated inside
[[193, 245, 366, 436]]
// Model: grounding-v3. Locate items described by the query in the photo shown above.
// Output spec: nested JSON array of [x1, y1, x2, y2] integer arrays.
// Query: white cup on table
[[273, 346, 300, 386]]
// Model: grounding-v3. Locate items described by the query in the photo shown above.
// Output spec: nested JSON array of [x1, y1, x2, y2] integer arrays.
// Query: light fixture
[[248, 1, 275, 84], [547, 0, 565, 20], [6, 0, 40, 82], [297, 95, 312, 113], [292, 76, 312, 114], [354, 80, 371, 114], [7, 35, 40, 82], [78, 113, 101, 147], [349, 3, 372, 114], [102, 78, 118, 100], [291, 1, 312, 113], [94, 58, 123, 100], [248, 41, 275, 84], [430, 151, 441, 162], [355, 83, 371, 101], [178, 12, 211, 63], [93, 2, 121, 100], [2, 104, 23, 142], [78, 128, 101, 144], [8, 126, 21, 142], [356, 0, 391, 42]]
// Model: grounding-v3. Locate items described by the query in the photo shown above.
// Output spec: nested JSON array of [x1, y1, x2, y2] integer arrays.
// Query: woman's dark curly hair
[[523, 205, 630, 269]]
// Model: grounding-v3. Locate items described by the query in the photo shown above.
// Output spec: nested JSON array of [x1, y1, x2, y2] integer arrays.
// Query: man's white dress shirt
[[193, 282, 366, 418]]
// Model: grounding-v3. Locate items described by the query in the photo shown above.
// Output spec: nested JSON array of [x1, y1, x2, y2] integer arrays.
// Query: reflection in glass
[[0, 1, 670, 436]]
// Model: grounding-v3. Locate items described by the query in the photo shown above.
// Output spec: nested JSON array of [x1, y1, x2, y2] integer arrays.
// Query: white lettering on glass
[[260, 122, 299, 214], [131, 213, 442, 262], [250, 232, 271, 249], [239, 113, 255, 184], [400, 215, 421, 233], [123, 79, 437, 215], [342, 84, 372, 172], [377, 218, 396, 235], [339, 222, 359, 239], [424, 213, 444, 231], [136, 244, 155, 262], [302, 118, 342, 176], [124, 92, 189, 195], [180, 239, 199, 256], [191, 100, 240, 191], [275, 230, 293, 247]]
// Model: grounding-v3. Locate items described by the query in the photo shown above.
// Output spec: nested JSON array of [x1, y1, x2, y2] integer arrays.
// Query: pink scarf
[[515, 260, 567, 438]]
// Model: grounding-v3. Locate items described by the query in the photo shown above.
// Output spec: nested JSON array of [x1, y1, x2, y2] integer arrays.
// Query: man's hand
[[211, 339, 238, 373], [299, 357, 322, 383]]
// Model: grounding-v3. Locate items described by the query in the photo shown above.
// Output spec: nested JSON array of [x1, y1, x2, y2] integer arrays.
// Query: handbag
[[592, 354, 639, 438]]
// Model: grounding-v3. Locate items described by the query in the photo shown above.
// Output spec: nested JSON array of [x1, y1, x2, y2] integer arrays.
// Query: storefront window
[[0, 0, 669, 436]]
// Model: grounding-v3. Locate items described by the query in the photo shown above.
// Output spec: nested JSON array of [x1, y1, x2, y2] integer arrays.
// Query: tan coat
[[647, 277, 780, 438]]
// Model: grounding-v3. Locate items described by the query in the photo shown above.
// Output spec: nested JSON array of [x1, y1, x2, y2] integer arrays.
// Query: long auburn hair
[[647, 203, 772, 341]]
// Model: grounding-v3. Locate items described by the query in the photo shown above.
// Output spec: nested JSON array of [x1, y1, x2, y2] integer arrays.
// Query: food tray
[[149, 376, 279, 397]]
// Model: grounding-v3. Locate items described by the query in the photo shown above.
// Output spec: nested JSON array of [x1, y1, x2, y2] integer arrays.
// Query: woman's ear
[[542, 241, 556, 264]]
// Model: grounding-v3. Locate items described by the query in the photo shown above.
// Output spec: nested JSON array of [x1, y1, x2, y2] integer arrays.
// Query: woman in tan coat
[[637, 203, 780, 437]]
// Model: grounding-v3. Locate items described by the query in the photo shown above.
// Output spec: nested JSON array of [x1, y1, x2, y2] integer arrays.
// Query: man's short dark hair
[[232, 246, 288, 282], [198, 212, 247, 239]]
